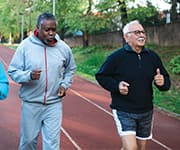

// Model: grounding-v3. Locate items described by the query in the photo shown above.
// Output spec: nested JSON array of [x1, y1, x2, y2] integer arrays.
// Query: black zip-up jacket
[[95, 44, 171, 113]]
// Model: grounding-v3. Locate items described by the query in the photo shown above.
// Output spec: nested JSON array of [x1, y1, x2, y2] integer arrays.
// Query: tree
[[65, 0, 130, 47], [34, 0, 83, 41], [34, 0, 130, 47], [127, 2, 161, 26], [96, 0, 128, 31], [164, 0, 180, 22], [65, 0, 112, 47], [0, 0, 37, 43], [95, 0, 129, 44], [0, 0, 23, 43]]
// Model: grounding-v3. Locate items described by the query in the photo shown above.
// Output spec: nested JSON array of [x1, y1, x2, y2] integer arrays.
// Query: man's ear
[[123, 34, 128, 42], [36, 26, 39, 31], [34, 26, 39, 36]]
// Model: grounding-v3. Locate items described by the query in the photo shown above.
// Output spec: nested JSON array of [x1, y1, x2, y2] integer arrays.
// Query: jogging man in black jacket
[[95, 20, 170, 150]]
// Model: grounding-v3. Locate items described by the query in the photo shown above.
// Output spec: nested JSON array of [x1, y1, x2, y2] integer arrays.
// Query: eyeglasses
[[127, 30, 146, 36]]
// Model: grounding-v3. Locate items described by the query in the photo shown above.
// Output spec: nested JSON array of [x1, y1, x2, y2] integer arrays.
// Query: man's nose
[[49, 30, 54, 35]]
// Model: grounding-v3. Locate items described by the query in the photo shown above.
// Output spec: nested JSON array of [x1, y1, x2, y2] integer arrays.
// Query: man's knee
[[121, 135, 137, 150]]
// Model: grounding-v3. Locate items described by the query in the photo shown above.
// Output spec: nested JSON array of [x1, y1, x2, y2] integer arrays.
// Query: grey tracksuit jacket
[[8, 33, 76, 104]]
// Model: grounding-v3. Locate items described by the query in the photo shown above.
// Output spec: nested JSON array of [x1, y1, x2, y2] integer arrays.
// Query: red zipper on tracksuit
[[43, 47, 48, 105]]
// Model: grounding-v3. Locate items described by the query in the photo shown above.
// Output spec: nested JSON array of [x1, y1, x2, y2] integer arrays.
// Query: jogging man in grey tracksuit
[[8, 12, 76, 150]]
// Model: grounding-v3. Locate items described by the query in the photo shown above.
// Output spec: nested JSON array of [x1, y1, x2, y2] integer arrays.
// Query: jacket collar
[[124, 43, 149, 53]]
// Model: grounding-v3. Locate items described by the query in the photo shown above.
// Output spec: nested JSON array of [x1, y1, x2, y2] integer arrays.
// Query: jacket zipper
[[138, 54, 141, 68], [43, 47, 48, 105]]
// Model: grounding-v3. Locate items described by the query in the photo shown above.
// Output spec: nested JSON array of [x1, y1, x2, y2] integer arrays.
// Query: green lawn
[[72, 44, 180, 115]]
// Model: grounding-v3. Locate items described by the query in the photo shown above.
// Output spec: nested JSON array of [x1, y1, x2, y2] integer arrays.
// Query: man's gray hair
[[36, 12, 57, 27], [123, 20, 140, 35]]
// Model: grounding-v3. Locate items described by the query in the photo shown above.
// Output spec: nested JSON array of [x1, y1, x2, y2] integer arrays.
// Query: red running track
[[0, 45, 180, 150]]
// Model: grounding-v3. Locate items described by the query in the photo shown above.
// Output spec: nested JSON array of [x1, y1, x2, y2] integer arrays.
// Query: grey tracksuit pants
[[19, 101, 62, 150]]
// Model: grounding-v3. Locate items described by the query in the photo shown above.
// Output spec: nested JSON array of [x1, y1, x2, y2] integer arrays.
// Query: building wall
[[65, 22, 179, 47], [146, 22, 179, 46]]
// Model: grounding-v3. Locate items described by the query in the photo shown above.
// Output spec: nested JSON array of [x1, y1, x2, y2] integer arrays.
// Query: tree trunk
[[9, 32, 14, 45], [118, 0, 128, 45], [59, 28, 65, 41], [170, 0, 178, 22], [82, 30, 89, 47]]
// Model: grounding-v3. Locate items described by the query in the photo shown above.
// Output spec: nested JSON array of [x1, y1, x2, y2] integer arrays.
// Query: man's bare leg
[[121, 134, 137, 150], [137, 139, 147, 150]]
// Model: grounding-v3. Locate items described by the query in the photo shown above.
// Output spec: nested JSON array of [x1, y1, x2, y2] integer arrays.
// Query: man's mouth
[[47, 38, 55, 42], [138, 37, 145, 42]]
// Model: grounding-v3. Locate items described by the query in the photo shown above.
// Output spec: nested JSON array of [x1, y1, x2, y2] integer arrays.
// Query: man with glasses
[[95, 20, 170, 150]]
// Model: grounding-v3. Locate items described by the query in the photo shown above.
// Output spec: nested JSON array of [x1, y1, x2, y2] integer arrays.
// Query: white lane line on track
[[152, 139, 172, 150], [70, 88, 173, 150], [61, 127, 82, 150], [70, 89, 113, 116]]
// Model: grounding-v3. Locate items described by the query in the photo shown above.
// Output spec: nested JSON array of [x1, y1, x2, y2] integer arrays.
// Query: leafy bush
[[170, 55, 180, 75]]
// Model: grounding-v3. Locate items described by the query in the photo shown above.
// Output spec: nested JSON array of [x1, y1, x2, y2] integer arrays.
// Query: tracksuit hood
[[29, 28, 59, 47]]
